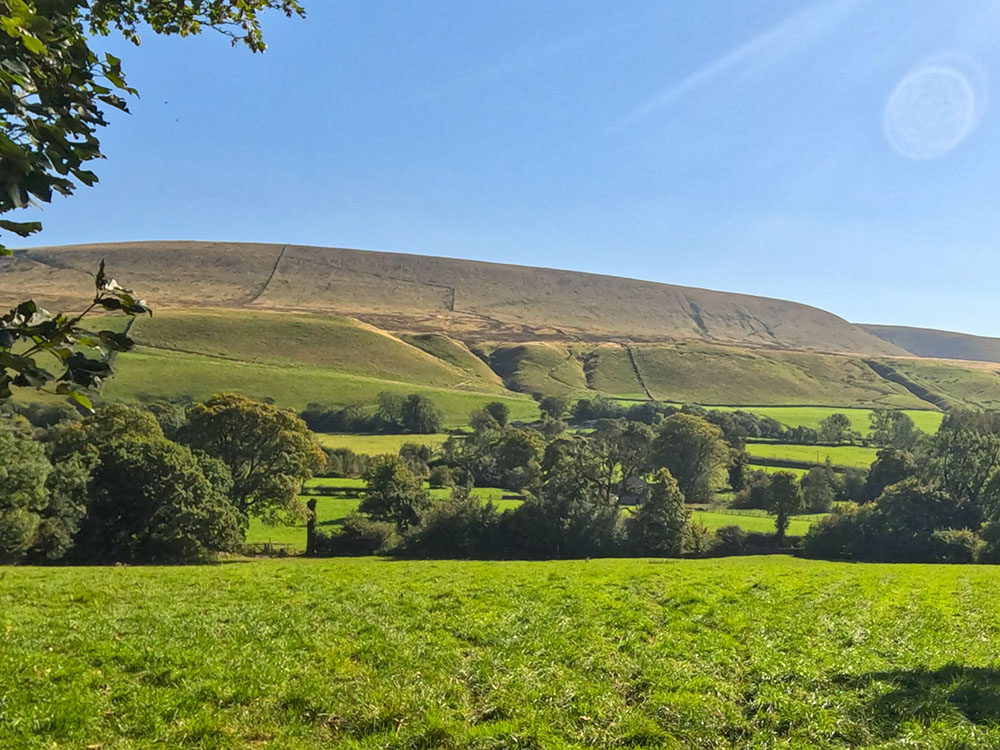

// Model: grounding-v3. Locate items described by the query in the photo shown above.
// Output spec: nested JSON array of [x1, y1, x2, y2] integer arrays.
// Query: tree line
[[0, 394, 323, 563]]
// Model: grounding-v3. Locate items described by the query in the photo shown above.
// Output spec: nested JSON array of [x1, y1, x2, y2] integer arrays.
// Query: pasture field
[[745, 442, 879, 469], [105, 349, 539, 428], [690, 509, 818, 536], [714, 405, 944, 435], [757, 465, 807, 478], [315, 433, 454, 455], [5, 557, 1000, 749]]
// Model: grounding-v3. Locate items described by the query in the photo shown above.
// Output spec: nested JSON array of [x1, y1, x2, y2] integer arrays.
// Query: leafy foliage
[[0, 261, 151, 407], [182, 392, 325, 524], [650, 413, 730, 504], [74, 436, 243, 562], [358, 454, 431, 530], [0, 0, 304, 252], [626, 468, 688, 556]]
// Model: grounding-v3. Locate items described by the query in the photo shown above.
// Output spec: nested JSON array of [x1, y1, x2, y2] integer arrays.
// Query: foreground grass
[[4, 557, 1000, 749]]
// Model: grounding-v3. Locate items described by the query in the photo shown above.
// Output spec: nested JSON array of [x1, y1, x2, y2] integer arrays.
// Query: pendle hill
[[4, 241, 999, 426]]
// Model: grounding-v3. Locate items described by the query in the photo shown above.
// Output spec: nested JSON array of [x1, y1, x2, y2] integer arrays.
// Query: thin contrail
[[615, 0, 866, 129]]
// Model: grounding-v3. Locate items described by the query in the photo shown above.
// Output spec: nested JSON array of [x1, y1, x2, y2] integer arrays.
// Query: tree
[[626, 468, 689, 557], [483, 401, 510, 428], [376, 392, 405, 430], [800, 461, 837, 513], [862, 448, 916, 502], [650, 413, 730, 504], [1, 1, 303, 404], [869, 409, 919, 450], [819, 413, 852, 444], [539, 395, 569, 421], [73, 437, 243, 562], [359, 454, 430, 530], [401, 394, 443, 434], [0, 420, 50, 560], [0, 0, 304, 253], [181, 393, 325, 523], [766, 471, 803, 543], [510, 436, 623, 558]]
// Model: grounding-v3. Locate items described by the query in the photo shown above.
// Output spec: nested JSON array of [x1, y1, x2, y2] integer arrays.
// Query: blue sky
[[16, 1, 1000, 335]]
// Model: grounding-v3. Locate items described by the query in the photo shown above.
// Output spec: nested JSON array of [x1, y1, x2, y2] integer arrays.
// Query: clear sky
[[15, 1, 1000, 335]]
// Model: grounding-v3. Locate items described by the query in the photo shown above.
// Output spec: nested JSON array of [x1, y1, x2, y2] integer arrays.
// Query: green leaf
[[69, 390, 93, 412], [19, 31, 45, 55], [0, 219, 42, 237]]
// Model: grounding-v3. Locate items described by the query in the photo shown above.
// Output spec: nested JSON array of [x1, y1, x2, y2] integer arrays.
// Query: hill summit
[[3, 241, 904, 355]]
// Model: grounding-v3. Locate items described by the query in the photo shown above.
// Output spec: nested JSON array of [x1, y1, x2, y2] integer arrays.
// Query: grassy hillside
[[631, 343, 928, 408], [105, 349, 539, 427], [879, 358, 1000, 411], [486, 342, 589, 398], [584, 344, 648, 397], [129, 310, 503, 392], [5, 557, 1000, 749], [399, 333, 503, 386], [5, 241, 907, 354], [864, 324, 1000, 363]]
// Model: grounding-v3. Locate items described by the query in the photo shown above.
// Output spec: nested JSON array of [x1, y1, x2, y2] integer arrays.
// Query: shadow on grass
[[836, 665, 1000, 733]]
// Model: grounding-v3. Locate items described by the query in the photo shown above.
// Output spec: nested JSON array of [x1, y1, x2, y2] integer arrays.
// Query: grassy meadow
[[315, 433, 454, 454], [5, 557, 1000, 749], [690, 509, 818, 535], [715, 405, 945, 435], [745, 442, 879, 469]]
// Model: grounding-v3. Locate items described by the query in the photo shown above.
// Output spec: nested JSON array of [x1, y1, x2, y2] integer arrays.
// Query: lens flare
[[883, 61, 985, 160]]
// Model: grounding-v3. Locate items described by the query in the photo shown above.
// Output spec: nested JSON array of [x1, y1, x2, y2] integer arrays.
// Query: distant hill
[[861, 324, 1000, 364], [3, 241, 905, 355], [10, 240, 1000, 418]]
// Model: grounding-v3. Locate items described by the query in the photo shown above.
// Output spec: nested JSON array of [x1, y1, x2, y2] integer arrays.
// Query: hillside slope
[[3, 241, 906, 355], [862, 324, 1000, 364]]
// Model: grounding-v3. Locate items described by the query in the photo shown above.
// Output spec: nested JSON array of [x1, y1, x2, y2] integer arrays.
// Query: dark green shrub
[[313, 513, 400, 556], [712, 525, 748, 556]]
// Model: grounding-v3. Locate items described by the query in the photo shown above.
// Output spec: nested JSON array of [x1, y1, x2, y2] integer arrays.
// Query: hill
[[5, 241, 905, 353], [862, 323, 1000, 364], [7, 241, 1000, 421]]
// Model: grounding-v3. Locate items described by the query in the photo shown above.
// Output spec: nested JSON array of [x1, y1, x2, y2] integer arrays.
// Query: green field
[[745, 442, 879, 469], [5, 557, 1000, 749], [315, 433, 454, 455], [691, 509, 819, 536], [715, 405, 945, 435], [757, 464, 807, 478]]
